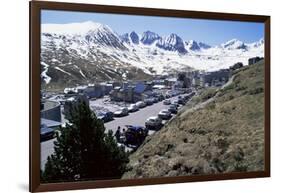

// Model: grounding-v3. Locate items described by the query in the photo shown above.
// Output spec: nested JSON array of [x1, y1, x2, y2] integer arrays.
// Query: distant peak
[[224, 38, 241, 44], [229, 38, 239, 42], [169, 33, 178, 37], [156, 33, 187, 54], [198, 42, 211, 49], [41, 21, 108, 35], [185, 40, 200, 51], [130, 31, 140, 44], [186, 40, 198, 44], [141, 31, 160, 45], [143, 30, 157, 34], [81, 21, 100, 25], [163, 33, 183, 43], [221, 38, 247, 49]]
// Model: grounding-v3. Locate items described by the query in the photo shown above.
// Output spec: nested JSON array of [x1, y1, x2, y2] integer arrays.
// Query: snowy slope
[[40, 21, 264, 86]]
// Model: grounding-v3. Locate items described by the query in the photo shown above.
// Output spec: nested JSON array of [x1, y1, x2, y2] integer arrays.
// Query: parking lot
[[41, 91, 193, 170], [104, 95, 181, 134]]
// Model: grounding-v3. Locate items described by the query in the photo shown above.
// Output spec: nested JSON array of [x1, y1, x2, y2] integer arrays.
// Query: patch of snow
[[51, 58, 59, 62], [42, 21, 103, 35], [79, 69, 86, 78], [41, 62, 51, 84], [122, 73, 127, 79], [41, 21, 264, 75], [54, 67, 72, 76]]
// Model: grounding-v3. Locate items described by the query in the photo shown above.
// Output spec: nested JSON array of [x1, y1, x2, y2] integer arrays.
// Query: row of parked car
[[97, 94, 166, 122], [110, 93, 181, 147], [144, 107, 175, 131], [145, 92, 196, 130]]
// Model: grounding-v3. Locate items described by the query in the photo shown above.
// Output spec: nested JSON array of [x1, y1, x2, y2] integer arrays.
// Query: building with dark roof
[[203, 69, 230, 87], [40, 100, 61, 122], [248, 56, 264, 65], [41, 118, 61, 129]]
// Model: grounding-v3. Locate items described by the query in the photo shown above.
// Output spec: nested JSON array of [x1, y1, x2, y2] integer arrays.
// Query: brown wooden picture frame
[[30, 1, 270, 192]]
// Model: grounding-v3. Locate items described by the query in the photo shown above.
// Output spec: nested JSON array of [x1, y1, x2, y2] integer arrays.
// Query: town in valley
[[40, 56, 263, 170]]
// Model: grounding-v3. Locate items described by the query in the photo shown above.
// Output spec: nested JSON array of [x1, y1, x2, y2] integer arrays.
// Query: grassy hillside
[[123, 61, 265, 179]]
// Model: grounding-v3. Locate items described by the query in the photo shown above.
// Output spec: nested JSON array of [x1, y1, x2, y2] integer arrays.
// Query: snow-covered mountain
[[130, 31, 140, 44], [221, 39, 247, 50], [41, 21, 264, 88], [156, 33, 187, 54], [185, 40, 211, 51], [140, 31, 161, 45]]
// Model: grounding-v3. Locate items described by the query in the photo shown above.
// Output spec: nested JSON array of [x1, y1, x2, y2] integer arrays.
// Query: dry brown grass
[[123, 61, 265, 179]]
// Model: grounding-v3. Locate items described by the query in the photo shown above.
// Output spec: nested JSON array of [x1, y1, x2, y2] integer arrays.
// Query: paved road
[[40, 95, 181, 170], [104, 95, 180, 133]]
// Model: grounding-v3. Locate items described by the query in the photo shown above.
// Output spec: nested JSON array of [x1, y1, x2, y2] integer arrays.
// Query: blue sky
[[41, 10, 264, 46]]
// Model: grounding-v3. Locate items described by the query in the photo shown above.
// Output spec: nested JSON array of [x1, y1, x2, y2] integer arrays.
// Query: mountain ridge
[[40, 21, 264, 88]]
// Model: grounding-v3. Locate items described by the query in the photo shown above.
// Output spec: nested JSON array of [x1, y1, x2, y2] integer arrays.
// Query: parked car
[[165, 94, 171, 99], [151, 97, 159, 103], [171, 92, 177, 97], [40, 124, 55, 142], [144, 99, 153, 106], [123, 125, 148, 147], [97, 111, 114, 122], [128, 104, 138, 112], [163, 99, 171, 105], [114, 107, 129, 117], [158, 109, 172, 120], [183, 92, 195, 101], [178, 90, 185, 95], [136, 101, 146, 108], [145, 116, 163, 130], [178, 98, 185, 105], [168, 105, 178, 114], [183, 94, 190, 101], [172, 100, 180, 107], [157, 94, 165, 101]]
